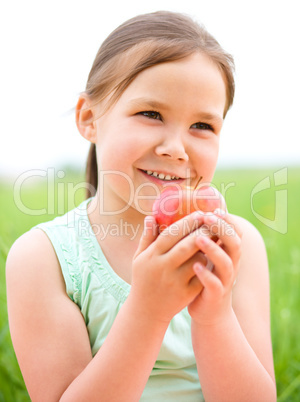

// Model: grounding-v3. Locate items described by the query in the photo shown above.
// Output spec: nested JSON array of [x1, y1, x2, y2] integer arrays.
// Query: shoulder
[[230, 214, 268, 267], [8, 227, 55, 255], [231, 213, 268, 271], [231, 214, 266, 246], [6, 228, 66, 295], [7, 228, 56, 268]]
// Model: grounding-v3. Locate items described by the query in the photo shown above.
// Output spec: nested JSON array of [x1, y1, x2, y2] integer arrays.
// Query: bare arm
[[6, 229, 93, 401], [189, 214, 276, 401]]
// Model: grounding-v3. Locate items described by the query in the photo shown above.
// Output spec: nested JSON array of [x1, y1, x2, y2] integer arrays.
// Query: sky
[[1, 0, 299, 180]]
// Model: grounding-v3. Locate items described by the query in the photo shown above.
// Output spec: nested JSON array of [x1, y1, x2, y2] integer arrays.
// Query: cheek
[[95, 132, 141, 192], [97, 123, 147, 163], [96, 145, 136, 204], [193, 141, 219, 181]]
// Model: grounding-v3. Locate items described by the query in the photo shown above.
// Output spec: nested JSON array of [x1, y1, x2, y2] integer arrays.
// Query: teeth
[[144, 170, 180, 181]]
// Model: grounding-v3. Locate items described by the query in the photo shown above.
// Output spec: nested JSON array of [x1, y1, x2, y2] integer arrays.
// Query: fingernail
[[194, 262, 204, 272], [198, 236, 209, 245]]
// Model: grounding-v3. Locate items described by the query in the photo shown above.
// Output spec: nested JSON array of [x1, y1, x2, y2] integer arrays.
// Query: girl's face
[[93, 52, 227, 216]]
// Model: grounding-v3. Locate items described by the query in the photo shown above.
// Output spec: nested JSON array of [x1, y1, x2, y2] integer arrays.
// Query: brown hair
[[83, 10, 235, 197]]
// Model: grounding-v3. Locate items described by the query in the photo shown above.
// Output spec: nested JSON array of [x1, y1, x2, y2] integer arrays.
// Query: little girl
[[6, 11, 276, 401]]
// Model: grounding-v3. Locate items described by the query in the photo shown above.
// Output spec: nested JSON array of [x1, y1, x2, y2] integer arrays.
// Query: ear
[[76, 94, 97, 144]]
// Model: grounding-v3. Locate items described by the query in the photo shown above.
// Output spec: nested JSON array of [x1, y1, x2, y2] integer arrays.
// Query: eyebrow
[[128, 97, 223, 125], [195, 112, 224, 125], [127, 97, 170, 111]]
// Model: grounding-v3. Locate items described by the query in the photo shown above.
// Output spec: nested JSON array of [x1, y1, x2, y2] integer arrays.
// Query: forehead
[[117, 52, 227, 116]]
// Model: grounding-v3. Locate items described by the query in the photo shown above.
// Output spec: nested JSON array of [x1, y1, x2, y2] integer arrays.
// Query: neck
[[87, 192, 146, 246]]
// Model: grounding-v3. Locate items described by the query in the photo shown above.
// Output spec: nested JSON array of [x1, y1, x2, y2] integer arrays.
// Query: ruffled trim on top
[[60, 228, 82, 305], [77, 198, 131, 304]]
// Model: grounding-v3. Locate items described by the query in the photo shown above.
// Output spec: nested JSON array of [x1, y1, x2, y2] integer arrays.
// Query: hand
[[188, 211, 243, 326], [130, 212, 208, 324]]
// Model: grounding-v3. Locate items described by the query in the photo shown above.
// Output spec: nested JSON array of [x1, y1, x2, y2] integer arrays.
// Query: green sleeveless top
[[32, 198, 204, 401]]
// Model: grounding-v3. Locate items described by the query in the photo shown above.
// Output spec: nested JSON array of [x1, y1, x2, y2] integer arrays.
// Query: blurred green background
[[0, 166, 299, 401]]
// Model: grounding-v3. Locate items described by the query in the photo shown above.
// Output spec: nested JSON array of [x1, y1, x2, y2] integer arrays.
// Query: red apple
[[152, 185, 226, 232]]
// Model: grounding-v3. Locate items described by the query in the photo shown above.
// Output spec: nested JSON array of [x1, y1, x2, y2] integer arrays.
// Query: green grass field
[[0, 166, 299, 401]]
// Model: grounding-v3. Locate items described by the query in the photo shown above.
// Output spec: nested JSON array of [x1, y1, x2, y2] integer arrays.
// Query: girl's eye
[[191, 122, 213, 131], [138, 111, 161, 120]]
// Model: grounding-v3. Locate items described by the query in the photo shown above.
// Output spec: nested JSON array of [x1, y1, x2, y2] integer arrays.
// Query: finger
[[165, 228, 208, 268], [154, 211, 205, 254], [193, 262, 222, 294], [202, 214, 242, 267], [178, 251, 210, 282], [195, 235, 234, 287], [133, 216, 158, 258], [188, 273, 204, 294]]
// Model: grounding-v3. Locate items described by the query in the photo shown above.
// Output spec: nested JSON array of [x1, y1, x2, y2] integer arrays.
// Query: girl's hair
[[83, 10, 235, 197]]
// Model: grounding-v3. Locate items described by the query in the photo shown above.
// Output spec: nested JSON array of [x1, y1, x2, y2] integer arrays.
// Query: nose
[[154, 133, 189, 161]]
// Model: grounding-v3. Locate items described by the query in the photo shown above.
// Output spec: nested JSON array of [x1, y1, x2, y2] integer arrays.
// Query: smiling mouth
[[141, 169, 182, 181]]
